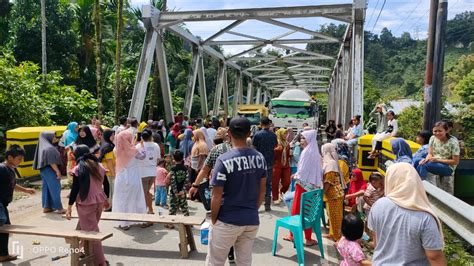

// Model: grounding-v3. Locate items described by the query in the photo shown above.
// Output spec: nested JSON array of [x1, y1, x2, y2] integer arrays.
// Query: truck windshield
[[273, 106, 310, 116], [238, 113, 261, 124]]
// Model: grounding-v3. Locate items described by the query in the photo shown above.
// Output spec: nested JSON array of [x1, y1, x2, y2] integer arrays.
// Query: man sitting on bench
[[0, 145, 36, 262]]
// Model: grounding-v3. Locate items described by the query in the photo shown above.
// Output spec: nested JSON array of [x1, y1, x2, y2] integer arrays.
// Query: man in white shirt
[[136, 129, 161, 215]]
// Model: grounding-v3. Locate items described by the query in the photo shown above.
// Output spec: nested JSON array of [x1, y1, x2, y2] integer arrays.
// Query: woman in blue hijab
[[63, 122, 79, 147], [391, 138, 413, 164], [179, 128, 194, 161]]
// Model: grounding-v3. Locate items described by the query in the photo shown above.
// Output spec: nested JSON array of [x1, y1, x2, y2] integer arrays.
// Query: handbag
[[0, 202, 7, 226]]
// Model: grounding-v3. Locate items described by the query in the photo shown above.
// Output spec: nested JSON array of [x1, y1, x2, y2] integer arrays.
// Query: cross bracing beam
[[208, 38, 337, 46], [158, 4, 353, 22], [202, 20, 244, 44], [258, 19, 339, 42], [227, 31, 265, 41], [273, 43, 334, 59]]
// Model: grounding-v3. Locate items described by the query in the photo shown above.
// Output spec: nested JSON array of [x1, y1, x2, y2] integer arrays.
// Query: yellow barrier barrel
[[6, 126, 66, 178]]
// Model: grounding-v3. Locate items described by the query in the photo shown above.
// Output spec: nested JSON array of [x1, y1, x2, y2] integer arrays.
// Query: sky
[[129, 0, 473, 56]]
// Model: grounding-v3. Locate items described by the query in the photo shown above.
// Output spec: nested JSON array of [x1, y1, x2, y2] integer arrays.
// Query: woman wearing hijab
[[112, 130, 147, 230], [272, 128, 292, 204], [283, 129, 322, 246], [391, 138, 413, 164], [165, 123, 180, 155], [321, 143, 345, 241], [99, 130, 115, 210], [179, 128, 194, 165], [332, 139, 352, 189], [67, 126, 100, 182], [368, 163, 446, 265], [65, 145, 110, 266], [345, 168, 367, 209], [33, 131, 65, 214], [62, 122, 79, 147], [199, 127, 213, 150], [60, 122, 78, 182]]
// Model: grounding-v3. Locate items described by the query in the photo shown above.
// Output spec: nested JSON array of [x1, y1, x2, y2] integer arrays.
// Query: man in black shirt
[[0, 145, 35, 262]]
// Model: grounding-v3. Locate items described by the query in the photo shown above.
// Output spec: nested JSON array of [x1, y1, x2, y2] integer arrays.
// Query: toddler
[[337, 213, 371, 266], [155, 159, 169, 207], [168, 150, 189, 216], [363, 172, 384, 216]]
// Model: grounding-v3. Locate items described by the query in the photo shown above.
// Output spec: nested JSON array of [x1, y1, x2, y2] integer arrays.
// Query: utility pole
[[430, 0, 448, 128], [423, 0, 447, 130], [40, 0, 47, 84]]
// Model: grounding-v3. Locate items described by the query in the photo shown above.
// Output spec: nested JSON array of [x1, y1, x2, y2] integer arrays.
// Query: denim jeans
[[265, 168, 272, 203], [155, 186, 167, 206], [413, 157, 453, 179]]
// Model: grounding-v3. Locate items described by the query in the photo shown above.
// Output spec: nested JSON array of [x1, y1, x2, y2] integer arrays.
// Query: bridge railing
[[423, 181, 474, 246]]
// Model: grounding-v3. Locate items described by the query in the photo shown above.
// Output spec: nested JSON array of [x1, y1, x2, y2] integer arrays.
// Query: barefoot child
[[0, 145, 35, 262]]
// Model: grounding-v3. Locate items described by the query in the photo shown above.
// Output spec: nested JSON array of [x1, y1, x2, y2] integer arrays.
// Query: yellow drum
[[6, 126, 66, 178]]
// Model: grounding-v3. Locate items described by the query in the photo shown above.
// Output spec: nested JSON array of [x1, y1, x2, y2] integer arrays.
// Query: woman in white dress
[[112, 129, 147, 230], [368, 110, 398, 159]]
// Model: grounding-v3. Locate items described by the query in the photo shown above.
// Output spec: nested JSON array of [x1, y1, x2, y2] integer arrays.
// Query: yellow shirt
[[101, 151, 115, 177]]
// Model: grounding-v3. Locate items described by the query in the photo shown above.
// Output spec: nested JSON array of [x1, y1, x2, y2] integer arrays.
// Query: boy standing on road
[[0, 145, 35, 262], [206, 117, 267, 266]]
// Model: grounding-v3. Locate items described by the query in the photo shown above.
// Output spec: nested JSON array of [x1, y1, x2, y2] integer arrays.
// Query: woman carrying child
[[65, 145, 109, 266]]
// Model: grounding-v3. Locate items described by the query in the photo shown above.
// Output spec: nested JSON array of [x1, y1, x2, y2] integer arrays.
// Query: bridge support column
[[233, 71, 242, 117], [129, 27, 158, 121], [156, 31, 175, 123], [255, 86, 262, 104], [246, 81, 253, 104], [213, 61, 225, 116], [222, 68, 229, 121], [342, 45, 352, 127], [197, 51, 208, 118], [351, 0, 366, 122], [183, 46, 200, 117]]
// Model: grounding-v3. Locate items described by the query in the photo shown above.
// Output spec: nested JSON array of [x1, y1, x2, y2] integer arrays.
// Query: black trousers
[[0, 205, 10, 256]]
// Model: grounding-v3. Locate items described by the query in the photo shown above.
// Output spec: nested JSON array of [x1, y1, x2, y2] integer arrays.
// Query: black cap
[[229, 117, 251, 138], [260, 117, 271, 125]]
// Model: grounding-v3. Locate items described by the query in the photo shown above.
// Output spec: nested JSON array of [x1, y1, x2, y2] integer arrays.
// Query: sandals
[[43, 208, 54, 213], [164, 224, 175, 229], [140, 222, 153, 228], [283, 235, 294, 242], [118, 225, 131, 231], [305, 239, 317, 246], [0, 254, 18, 262], [54, 209, 67, 214]]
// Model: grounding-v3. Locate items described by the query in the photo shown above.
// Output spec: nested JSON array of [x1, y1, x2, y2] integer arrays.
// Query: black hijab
[[74, 145, 100, 201], [99, 130, 115, 162], [76, 126, 97, 149]]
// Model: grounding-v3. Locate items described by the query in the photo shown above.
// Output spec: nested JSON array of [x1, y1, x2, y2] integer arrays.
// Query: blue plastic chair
[[286, 187, 327, 229], [272, 189, 325, 265]]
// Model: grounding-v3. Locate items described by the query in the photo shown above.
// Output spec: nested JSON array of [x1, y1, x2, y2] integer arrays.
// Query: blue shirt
[[252, 129, 278, 166], [211, 148, 267, 226], [351, 124, 363, 138], [413, 144, 429, 159]]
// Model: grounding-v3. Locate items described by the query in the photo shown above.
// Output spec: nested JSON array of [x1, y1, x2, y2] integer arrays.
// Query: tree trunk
[[114, 0, 123, 123], [40, 0, 47, 84], [94, 0, 103, 118]]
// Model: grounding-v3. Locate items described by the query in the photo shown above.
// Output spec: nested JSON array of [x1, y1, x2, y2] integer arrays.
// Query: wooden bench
[[0, 224, 113, 266], [67, 212, 204, 258]]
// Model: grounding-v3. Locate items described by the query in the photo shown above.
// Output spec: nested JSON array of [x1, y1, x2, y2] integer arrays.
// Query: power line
[[393, 0, 423, 35], [371, 0, 387, 33], [366, 0, 380, 27]]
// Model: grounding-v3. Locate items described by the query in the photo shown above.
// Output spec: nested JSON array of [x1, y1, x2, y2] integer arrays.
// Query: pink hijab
[[114, 129, 138, 173], [295, 129, 322, 188]]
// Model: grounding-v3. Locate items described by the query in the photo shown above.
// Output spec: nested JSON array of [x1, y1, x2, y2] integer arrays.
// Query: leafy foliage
[[0, 52, 97, 148], [396, 105, 423, 141]]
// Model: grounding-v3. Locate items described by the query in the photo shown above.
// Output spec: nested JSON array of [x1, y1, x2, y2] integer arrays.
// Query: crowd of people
[[0, 107, 460, 265]]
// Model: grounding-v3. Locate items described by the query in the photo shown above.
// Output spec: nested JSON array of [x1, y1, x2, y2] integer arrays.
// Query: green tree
[[114, 0, 124, 122], [8, 0, 78, 83], [94, 0, 103, 117]]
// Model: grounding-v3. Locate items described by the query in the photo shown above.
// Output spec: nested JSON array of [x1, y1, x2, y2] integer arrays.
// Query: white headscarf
[[294, 129, 322, 188], [200, 127, 213, 149], [321, 143, 346, 189]]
